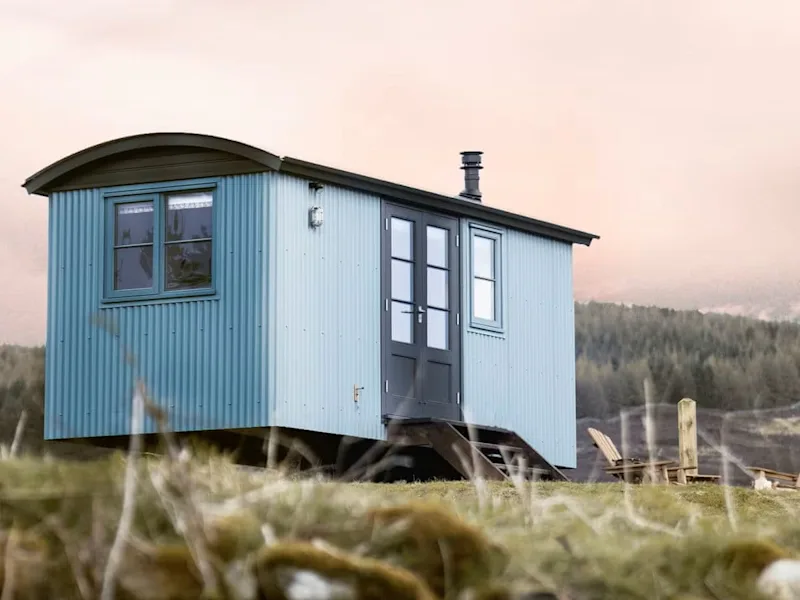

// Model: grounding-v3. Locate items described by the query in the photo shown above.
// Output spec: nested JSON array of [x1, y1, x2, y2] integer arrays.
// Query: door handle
[[417, 305, 425, 323], [417, 306, 426, 313]]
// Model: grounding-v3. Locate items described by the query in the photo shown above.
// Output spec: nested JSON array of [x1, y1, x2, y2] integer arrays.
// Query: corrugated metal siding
[[271, 174, 383, 440], [45, 174, 270, 439], [461, 222, 577, 468]]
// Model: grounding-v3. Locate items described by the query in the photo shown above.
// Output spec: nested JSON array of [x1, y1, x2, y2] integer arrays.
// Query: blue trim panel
[[44, 173, 269, 439]]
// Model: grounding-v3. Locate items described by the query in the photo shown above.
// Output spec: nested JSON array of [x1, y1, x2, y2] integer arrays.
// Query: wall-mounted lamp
[[309, 205, 324, 228], [309, 181, 324, 192]]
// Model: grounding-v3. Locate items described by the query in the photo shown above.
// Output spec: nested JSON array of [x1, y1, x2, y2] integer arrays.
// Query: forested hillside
[[3, 301, 800, 441], [575, 301, 800, 418]]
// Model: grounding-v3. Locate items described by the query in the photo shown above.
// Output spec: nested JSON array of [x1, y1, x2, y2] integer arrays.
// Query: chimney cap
[[460, 150, 483, 162]]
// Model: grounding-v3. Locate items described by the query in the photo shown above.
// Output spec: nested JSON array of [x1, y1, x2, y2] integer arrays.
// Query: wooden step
[[471, 441, 523, 454], [470, 442, 523, 465], [496, 463, 551, 479], [386, 419, 569, 482]]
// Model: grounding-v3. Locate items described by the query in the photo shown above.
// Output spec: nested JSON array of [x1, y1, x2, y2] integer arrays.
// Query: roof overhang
[[22, 132, 283, 197], [22, 132, 599, 246]]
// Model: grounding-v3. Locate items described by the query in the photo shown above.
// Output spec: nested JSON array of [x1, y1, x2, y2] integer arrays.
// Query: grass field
[[1, 450, 799, 600]]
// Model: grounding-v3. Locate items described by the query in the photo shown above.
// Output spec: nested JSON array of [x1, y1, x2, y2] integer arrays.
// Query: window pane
[[427, 267, 448, 309], [391, 218, 413, 260], [473, 278, 495, 321], [427, 308, 448, 350], [426, 226, 447, 268], [473, 235, 495, 279], [114, 246, 153, 290], [391, 259, 413, 302], [115, 202, 154, 246], [165, 191, 213, 242], [165, 241, 213, 290], [391, 301, 414, 344]]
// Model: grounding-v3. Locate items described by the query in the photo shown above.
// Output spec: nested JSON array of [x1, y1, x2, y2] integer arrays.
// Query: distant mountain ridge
[[698, 303, 800, 323]]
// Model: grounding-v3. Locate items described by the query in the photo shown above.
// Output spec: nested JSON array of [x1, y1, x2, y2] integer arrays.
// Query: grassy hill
[[1, 307, 800, 597], [0, 453, 797, 599]]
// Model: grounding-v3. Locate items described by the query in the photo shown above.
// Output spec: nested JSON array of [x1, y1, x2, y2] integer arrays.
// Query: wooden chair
[[587, 427, 676, 484], [746, 466, 800, 491]]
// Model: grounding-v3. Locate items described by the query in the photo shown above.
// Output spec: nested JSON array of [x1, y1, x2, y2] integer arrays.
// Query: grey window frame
[[468, 223, 504, 333]]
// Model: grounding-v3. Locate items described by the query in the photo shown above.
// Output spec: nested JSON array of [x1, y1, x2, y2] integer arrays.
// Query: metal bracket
[[353, 384, 364, 402]]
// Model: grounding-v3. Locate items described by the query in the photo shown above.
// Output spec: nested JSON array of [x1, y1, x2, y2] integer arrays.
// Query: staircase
[[387, 419, 569, 482]]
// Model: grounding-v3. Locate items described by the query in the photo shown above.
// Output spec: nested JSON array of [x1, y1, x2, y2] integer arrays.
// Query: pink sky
[[3, 0, 800, 345]]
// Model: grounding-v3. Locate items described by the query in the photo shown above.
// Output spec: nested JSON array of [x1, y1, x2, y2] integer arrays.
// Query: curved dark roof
[[23, 132, 598, 246], [22, 132, 283, 196]]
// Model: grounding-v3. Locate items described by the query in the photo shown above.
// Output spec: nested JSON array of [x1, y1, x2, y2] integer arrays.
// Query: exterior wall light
[[309, 205, 324, 228]]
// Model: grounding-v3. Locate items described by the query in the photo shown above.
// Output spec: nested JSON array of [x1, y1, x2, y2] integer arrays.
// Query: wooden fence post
[[643, 378, 657, 484], [678, 398, 698, 477]]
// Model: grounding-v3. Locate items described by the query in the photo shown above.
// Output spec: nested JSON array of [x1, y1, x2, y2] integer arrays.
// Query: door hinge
[[457, 392, 461, 405], [385, 218, 389, 230], [385, 299, 389, 311], [456, 312, 460, 326], [385, 380, 389, 393], [456, 234, 460, 247]]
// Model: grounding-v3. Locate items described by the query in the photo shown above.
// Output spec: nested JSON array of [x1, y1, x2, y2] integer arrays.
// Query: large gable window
[[105, 181, 215, 302], [468, 224, 504, 333]]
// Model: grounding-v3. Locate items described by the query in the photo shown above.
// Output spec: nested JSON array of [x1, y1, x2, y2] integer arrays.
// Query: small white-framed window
[[469, 224, 503, 332]]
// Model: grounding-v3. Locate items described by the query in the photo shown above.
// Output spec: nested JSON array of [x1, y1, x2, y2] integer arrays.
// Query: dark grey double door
[[381, 202, 461, 421]]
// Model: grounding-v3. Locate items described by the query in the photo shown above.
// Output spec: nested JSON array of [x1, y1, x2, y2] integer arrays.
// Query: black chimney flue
[[459, 151, 483, 202]]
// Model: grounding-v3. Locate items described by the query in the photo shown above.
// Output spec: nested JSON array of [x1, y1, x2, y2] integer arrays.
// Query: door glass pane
[[427, 267, 448, 309], [165, 191, 213, 242], [473, 278, 495, 321], [473, 235, 495, 279], [115, 201, 154, 246], [165, 241, 213, 290], [114, 246, 153, 290], [391, 218, 413, 260], [391, 301, 414, 344], [427, 226, 447, 268], [428, 308, 448, 350], [391, 259, 413, 302]]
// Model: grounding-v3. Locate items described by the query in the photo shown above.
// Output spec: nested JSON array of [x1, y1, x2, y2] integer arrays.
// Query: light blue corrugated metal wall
[[270, 174, 383, 440], [461, 221, 577, 468], [45, 174, 270, 439]]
